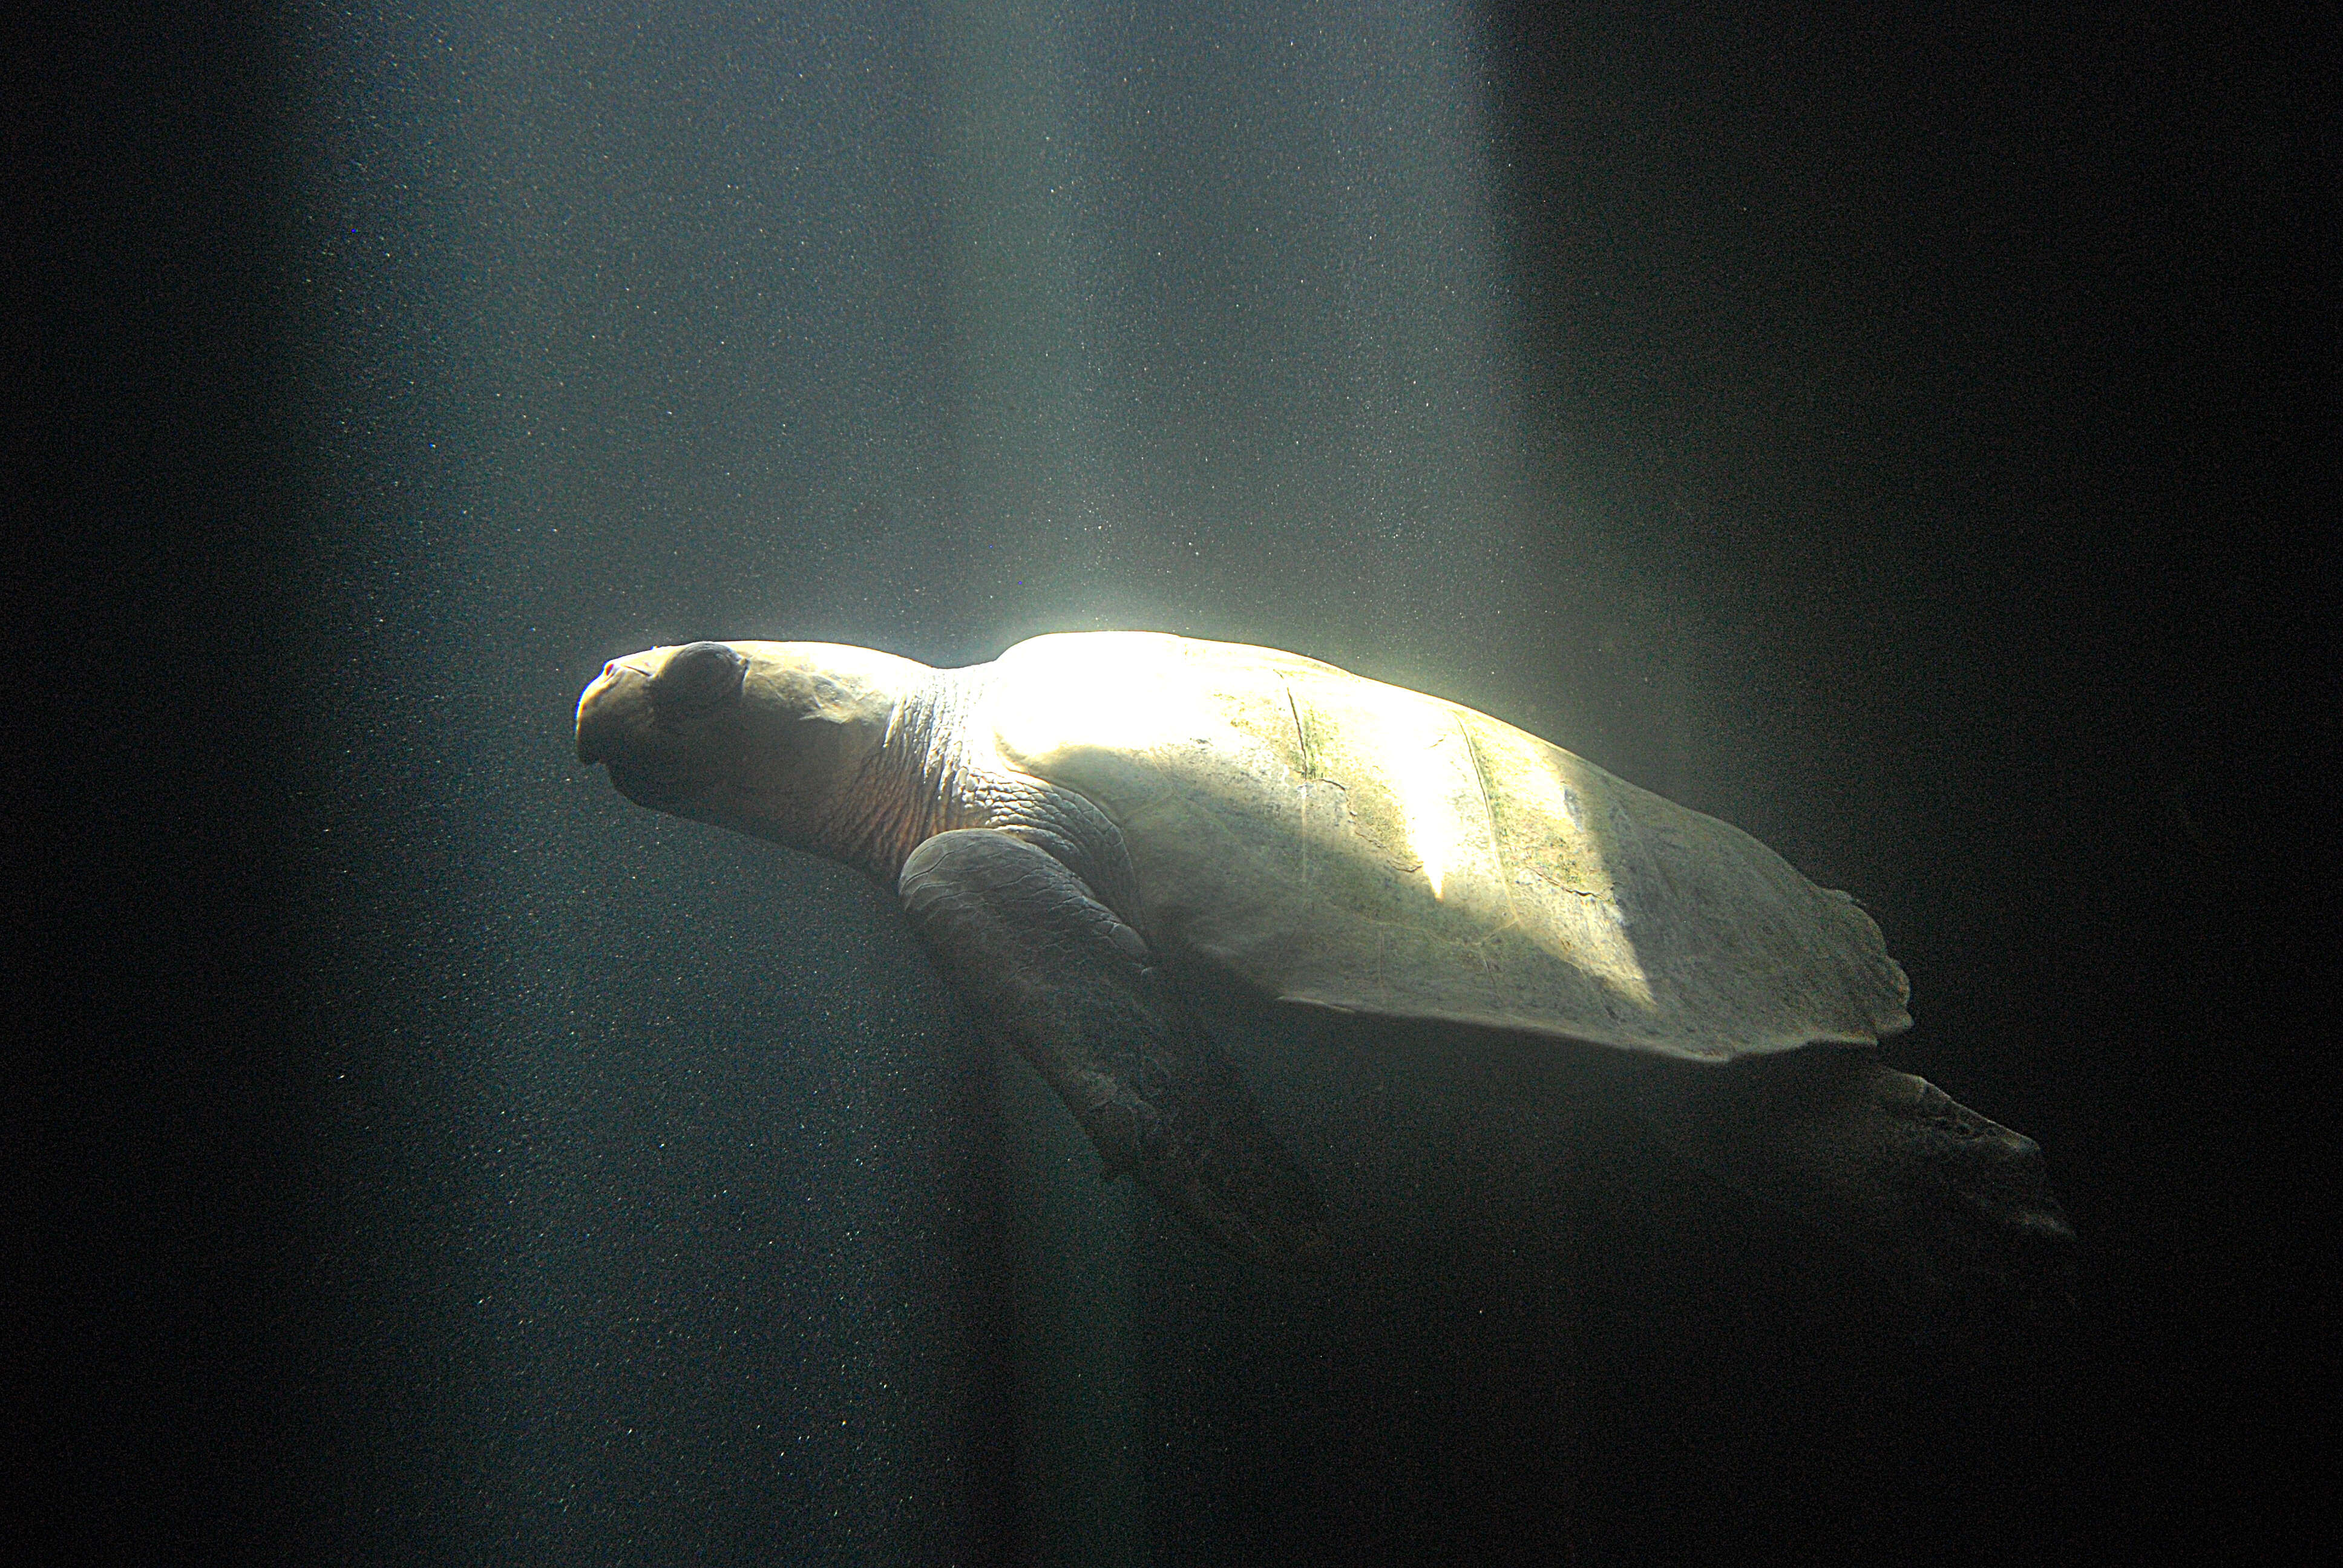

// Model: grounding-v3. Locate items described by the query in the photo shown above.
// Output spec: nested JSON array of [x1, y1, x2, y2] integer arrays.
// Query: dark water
[[25, 2, 2326, 1565]]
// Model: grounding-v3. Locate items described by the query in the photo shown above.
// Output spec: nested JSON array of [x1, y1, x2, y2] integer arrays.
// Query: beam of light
[[927, 2, 1526, 640]]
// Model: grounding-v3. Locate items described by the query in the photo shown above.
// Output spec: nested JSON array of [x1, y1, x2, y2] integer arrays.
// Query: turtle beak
[[575, 659, 649, 765]]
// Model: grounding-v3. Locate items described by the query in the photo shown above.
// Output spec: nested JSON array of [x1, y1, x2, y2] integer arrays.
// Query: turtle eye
[[648, 641, 746, 719]]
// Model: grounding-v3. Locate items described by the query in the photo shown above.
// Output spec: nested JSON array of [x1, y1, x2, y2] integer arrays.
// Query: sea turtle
[[575, 631, 2071, 1299]]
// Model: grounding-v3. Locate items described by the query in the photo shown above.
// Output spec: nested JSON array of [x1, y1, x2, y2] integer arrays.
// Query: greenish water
[[107, 1, 2302, 1564]]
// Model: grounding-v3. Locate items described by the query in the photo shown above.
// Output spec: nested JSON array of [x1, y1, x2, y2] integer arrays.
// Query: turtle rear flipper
[[1634, 1048, 2076, 1321], [900, 829, 1329, 1276]]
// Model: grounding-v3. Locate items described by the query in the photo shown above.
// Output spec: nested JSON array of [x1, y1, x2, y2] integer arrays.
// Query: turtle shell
[[979, 632, 1910, 1063]]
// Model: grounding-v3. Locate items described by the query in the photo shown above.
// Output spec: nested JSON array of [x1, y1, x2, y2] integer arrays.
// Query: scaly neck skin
[[808, 659, 1142, 921], [816, 665, 994, 887]]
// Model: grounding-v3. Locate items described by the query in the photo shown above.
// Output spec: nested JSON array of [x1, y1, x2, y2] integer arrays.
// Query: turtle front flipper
[[899, 829, 1329, 1276]]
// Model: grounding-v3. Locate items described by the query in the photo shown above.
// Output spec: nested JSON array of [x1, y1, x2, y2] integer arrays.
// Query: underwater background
[[18, 2, 2328, 1564]]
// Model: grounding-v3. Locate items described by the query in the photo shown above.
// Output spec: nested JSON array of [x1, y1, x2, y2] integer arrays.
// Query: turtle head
[[576, 639, 932, 865]]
